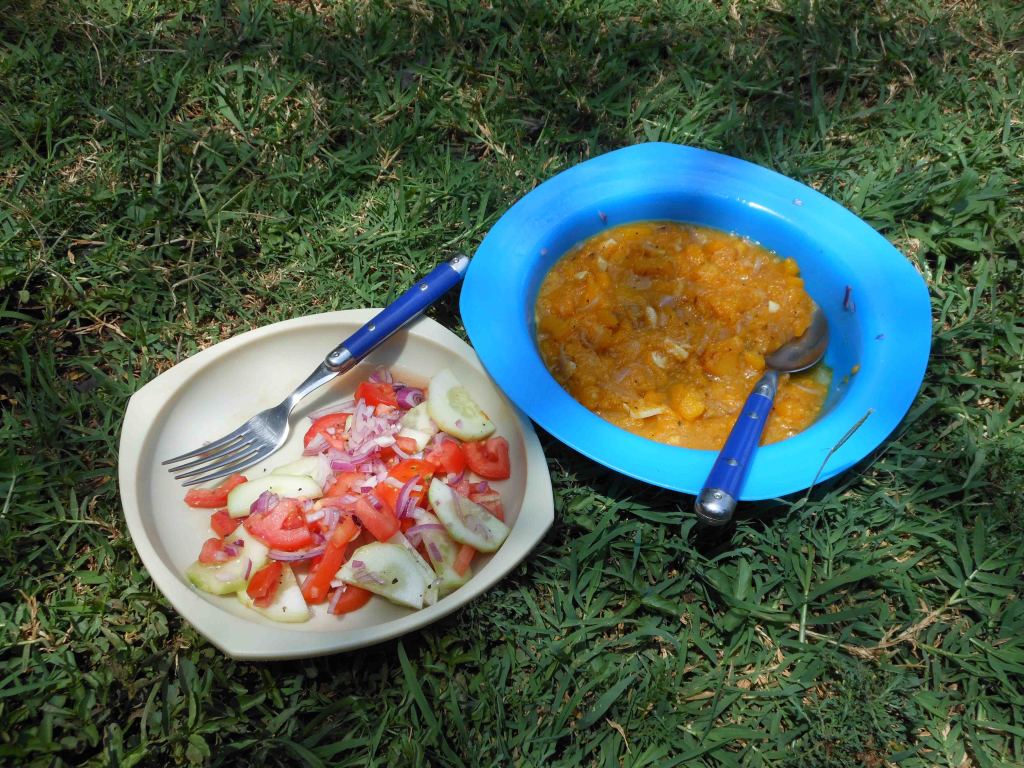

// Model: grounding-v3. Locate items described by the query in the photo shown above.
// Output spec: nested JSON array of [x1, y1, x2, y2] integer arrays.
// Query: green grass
[[2, 0, 1022, 765]]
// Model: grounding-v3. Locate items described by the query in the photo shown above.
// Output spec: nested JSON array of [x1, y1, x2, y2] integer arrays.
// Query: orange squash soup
[[535, 222, 830, 450]]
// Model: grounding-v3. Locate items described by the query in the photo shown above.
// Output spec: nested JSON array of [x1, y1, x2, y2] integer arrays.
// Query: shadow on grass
[[3, 0, 970, 183]]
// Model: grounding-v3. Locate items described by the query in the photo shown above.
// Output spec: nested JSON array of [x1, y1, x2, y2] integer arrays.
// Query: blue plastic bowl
[[461, 143, 931, 500]]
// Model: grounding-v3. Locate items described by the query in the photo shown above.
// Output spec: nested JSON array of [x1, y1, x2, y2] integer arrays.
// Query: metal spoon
[[694, 306, 830, 526]]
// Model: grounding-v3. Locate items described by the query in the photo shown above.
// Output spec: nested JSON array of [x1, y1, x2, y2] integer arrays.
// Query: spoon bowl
[[766, 307, 830, 373], [695, 306, 830, 525]]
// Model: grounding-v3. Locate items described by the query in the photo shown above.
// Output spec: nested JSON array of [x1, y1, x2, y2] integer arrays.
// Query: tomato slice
[[183, 474, 248, 508], [453, 543, 476, 576], [244, 498, 314, 551], [323, 471, 361, 499], [424, 439, 466, 475], [394, 435, 420, 456], [374, 459, 436, 515], [330, 585, 373, 614], [469, 490, 505, 521], [210, 508, 240, 537], [303, 413, 349, 448], [302, 517, 360, 604], [247, 561, 284, 607], [198, 537, 232, 564], [355, 381, 398, 408], [350, 496, 400, 541], [463, 437, 511, 480]]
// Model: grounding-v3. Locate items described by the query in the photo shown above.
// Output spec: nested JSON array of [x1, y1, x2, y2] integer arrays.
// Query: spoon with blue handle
[[694, 306, 829, 526]]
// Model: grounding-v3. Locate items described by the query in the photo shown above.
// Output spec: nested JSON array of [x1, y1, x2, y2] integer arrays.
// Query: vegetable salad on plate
[[181, 368, 512, 623]]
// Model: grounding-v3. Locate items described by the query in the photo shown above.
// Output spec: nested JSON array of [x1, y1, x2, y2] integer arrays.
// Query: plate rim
[[118, 310, 554, 660]]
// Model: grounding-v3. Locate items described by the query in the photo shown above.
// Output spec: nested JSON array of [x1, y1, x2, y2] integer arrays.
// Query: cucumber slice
[[185, 554, 252, 595], [226, 474, 323, 518], [410, 508, 471, 596], [231, 528, 270, 575], [338, 542, 432, 609], [427, 478, 509, 553], [185, 528, 270, 596], [397, 402, 438, 452], [425, 368, 496, 442], [271, 454, 331, 490], [236, 564, 311, 623], [386, 532, 440, 606]]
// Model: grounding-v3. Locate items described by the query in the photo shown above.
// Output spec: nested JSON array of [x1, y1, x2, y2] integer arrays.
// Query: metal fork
[[163, 255, 470, 486]]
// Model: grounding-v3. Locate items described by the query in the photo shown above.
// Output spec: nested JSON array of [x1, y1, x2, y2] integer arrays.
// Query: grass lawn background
[[1, 1, 1022, 765]]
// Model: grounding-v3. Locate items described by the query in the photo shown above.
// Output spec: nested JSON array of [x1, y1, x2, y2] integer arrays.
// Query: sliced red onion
[[330, 448, 375, 470], [327, 586, 344, 613], [307, 400, 356, 420], [330, 577, 346, 589], [224, 538, 245, 557], [221, 543, 240, 558], [250, 491, 278, 516], [349, 400, 370, 441], [392, 442, 411, 460], [244, 558, 253, 580], [405, 523, 445, 536], [427, 542, 443, 563], [305, 508, 326, 524], [350, 561, 386, 585], [383, 476, 405, 490], [348, 422, 399, 458], [471, 481, 490, 493], [368, 367, 393, 384], [303, 432, 329, 455], [394, 476, 419, 519], [446, 471, 464, 485], [322, 506, 341, 531], [268, 545, 326, 561], [843, 285, 855, 312], [395, 386, 424, 409]]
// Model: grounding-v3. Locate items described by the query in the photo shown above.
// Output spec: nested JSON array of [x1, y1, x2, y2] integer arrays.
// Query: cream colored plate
[[118, 310, 554, 660]]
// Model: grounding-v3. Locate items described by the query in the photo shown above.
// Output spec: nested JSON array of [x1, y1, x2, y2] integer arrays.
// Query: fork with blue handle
[[163, 255, 470, 486]]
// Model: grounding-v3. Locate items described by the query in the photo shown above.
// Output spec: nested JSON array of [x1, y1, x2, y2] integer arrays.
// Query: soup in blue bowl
[[460, 143, 931, 500]]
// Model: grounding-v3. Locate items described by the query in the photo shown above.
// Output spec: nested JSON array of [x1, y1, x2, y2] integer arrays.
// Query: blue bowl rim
[[460, 142, 932, 500]]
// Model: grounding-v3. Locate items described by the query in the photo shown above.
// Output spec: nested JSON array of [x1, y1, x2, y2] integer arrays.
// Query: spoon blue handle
[[695, 369, 779, 525]]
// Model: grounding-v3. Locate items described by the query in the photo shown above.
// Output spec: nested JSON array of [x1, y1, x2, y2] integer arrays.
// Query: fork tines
[[162, 428, 269, 486]]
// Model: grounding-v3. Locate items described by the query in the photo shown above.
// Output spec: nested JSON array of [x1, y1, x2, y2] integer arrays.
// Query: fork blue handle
[[326, 255, 470, 369], [694, 369, 779, 526]]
